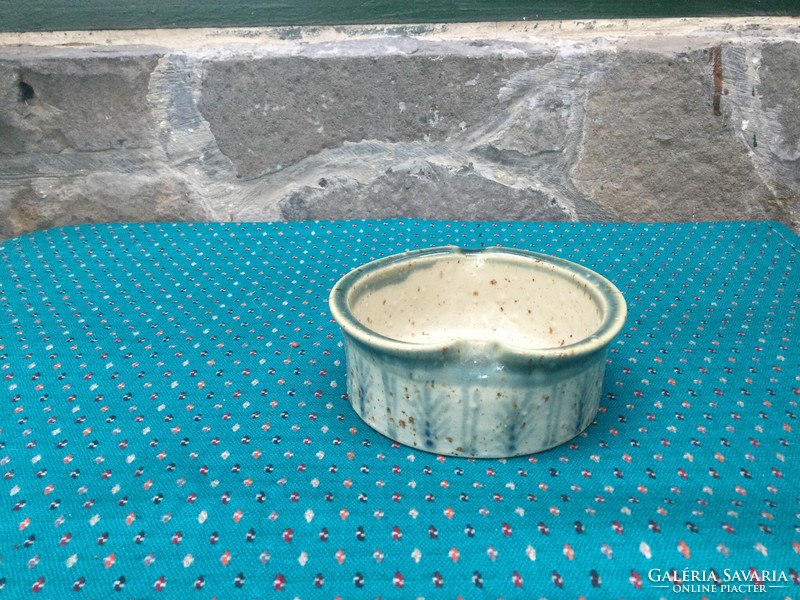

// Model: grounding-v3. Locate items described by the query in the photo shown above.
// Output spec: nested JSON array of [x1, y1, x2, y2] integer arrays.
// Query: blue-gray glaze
[[330, 246, 627, 458]]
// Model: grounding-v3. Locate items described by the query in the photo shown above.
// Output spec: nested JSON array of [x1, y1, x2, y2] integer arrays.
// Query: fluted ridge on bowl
[[343, 335, 608, 457]]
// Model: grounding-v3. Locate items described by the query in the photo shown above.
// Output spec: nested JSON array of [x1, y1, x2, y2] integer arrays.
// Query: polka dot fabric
[[0, 220, 797, 599]]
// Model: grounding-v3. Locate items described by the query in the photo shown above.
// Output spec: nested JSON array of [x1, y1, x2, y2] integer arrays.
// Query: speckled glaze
[[329, 246, 627, 458]]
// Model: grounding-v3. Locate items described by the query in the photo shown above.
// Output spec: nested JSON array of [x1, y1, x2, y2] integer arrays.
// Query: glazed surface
[[331, 246, 627, 457], [348, 253, 604, 349]]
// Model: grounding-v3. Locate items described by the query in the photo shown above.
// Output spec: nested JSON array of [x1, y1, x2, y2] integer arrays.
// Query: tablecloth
[[0, 219, 797, 599]]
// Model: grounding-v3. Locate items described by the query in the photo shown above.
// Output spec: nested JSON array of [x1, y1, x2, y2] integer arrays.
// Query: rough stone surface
[[0, 21, 799, 241], [570, 49, 781, 222], [279, 159, 572, 221], [0, 54, 159, 154], [760, 42, 800, 157], [756, 42, 800, 217], [0, 171, 206, 240], [199, 51, 551, 179]]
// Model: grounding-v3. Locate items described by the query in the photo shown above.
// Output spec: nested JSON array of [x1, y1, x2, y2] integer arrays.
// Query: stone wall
[[1, 19, 799, 240]]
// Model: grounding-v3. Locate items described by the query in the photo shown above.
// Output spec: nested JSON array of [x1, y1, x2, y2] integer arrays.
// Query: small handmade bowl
[[329, 246, 627, 458]]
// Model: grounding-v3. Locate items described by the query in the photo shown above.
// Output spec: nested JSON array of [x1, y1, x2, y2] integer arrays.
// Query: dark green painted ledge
[[1, 0, 797, 33]]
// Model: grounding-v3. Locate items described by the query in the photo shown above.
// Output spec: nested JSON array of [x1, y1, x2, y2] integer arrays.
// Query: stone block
[[199, 50, 550, 179], [0, 171, 208, 239], [0, 53, 159, 154], [569, 49, 788, 223]]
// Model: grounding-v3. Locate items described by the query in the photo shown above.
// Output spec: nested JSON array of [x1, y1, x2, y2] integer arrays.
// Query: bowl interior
[[346, 251, 607, 350]]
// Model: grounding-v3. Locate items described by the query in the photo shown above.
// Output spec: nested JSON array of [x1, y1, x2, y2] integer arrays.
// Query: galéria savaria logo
[[647, 568, 792, 594]]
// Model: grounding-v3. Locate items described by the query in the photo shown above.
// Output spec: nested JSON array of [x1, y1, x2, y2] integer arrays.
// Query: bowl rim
[[329, 245, 627, 359]]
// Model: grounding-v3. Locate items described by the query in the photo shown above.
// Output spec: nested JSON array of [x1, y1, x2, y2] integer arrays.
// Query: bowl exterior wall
[[342, 334, 608, 457]]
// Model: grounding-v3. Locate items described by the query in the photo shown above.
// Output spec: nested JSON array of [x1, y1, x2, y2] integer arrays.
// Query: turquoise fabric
[[0, 220, 797, 598]]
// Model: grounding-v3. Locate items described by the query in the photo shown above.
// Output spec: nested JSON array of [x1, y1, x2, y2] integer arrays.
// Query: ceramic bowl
[[329, 246, 627, 458]]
